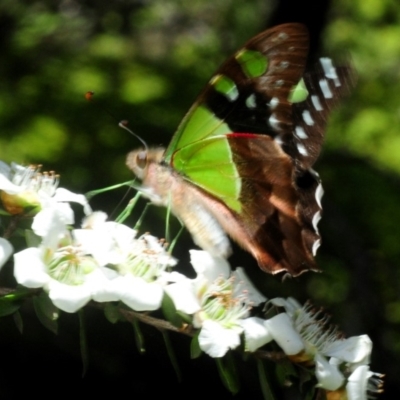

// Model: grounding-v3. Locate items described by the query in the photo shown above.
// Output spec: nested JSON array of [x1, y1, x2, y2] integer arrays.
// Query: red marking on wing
[[228, 132, 259, 138]]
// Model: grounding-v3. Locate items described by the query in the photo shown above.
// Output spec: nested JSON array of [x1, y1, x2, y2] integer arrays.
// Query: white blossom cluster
[[0, 162, 383, 399]]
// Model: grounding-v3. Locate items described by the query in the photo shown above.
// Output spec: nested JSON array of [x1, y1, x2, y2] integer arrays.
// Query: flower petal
[[314, 354, 345, 391], [32, 204, 73, 239], [14, 248, 49, 288], [53, 188, 92, 215], [241, 317, 273, 352], [164, 280, 200, 314], [324, 335, 372, 364], [269, 297, 302, 317], [198, 319, 241, 358], [189, 250, 231, 281], [86, 269, 121, 303], [346, 365, 370, 400], [47, 280, 91, 313], [119, 275, 163, 311], [0, 238, 13, 269], [264, 313, 304, 355], [233, 267, 267, 305], [0, 175, 21, 194]]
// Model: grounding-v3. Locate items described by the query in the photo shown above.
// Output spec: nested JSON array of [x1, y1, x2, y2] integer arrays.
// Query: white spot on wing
[[302, 110, 314, 125], [312, 238, 321, 256], [312, 210, 322, 232], [246, 94, 256, 109], [311, 95, 323, 111], [295, 126, 308, 139], [279, 60, 289, 69], [319, 79, 333, 99], [315, 183, 324, 209], [274, 135, 283, 146], [269, 113, 280, 130], [269, 97, 279, 109], [278, 32, 289, 41], [297, 143, 308, 156], [320, 57, 341, 87]]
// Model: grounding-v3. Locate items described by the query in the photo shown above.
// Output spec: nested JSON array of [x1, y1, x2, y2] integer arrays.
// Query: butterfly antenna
[[118, 120, 149, 152]]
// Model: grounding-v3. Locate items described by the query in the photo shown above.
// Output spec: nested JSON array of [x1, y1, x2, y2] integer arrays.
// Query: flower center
[[292, 302, 341, 358], [116, 236, 174, 282], [201, 276, 250, 328], [46, 245, 97, 285], [11, 164, 60, 196]]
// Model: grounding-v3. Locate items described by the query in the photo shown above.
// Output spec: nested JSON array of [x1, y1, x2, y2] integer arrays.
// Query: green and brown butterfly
[[126, 23, 353, 276]]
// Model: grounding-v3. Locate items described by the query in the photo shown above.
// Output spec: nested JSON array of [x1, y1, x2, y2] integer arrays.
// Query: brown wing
[[225, 134, 320, 276]]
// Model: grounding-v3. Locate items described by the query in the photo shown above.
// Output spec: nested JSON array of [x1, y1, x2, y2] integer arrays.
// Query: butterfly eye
[[136, 151, 147, 169]]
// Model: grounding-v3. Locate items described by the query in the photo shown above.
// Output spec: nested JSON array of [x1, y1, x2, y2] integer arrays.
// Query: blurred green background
[[0, 0, 399, 398]]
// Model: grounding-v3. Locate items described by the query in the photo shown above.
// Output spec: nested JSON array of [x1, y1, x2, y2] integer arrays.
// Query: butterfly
[[126, 23, 353, 276]]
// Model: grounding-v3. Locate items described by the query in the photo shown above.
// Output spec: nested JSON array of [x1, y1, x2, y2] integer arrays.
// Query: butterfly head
[[126, 147, 165, 180]]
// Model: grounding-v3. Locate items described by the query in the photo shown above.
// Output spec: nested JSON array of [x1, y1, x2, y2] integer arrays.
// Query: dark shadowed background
[[0, 0, 399, 398]]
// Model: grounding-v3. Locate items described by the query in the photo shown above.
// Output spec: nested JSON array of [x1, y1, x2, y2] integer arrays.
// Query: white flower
[[165, 250, 268, 357], [0, 162, 91, 234], [0, 161, 43, 196], [0, 237, 13, 269], [74, 220, 177, 312], [13, 229, 114, 313], [266, 297, 374, 391]]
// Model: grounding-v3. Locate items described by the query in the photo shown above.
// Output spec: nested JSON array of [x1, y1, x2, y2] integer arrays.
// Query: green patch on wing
[[288, 78, 309, 103], [165, 105, 232, 161], [165, 105, 242, 212], [235, 49, 268, 78], [173, 136, 242, 212], [211, 74, 239, 102]]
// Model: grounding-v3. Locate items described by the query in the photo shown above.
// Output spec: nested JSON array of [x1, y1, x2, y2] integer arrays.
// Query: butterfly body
[[127, 23, 353, 276]]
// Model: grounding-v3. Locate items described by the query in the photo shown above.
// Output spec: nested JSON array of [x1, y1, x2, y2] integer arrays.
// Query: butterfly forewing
[[164, 23, 309, 162]]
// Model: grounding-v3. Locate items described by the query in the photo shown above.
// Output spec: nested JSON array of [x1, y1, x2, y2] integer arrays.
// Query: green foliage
[[33, 291, 59, 334], [257, 359, 276, 400], [215, 352, 240, 394]]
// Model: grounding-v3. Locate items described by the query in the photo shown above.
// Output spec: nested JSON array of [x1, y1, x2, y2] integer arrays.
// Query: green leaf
[[190, 331, 202, 359], [104, 302, 121, 324], [161, 330, 182, 382], [78, 309, 89, 377], [275, 359, 298, 387], [33, 292, 59, 334], [215, 352, 240, 394], [257, 359, 276, 400], [13, 311, 23, 334], [161, 293, 184, 328], [131, 317, 146, 354], [298, 367, 315, 395], [0, 296, 21, 317], [304, 385, 319, 400]]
